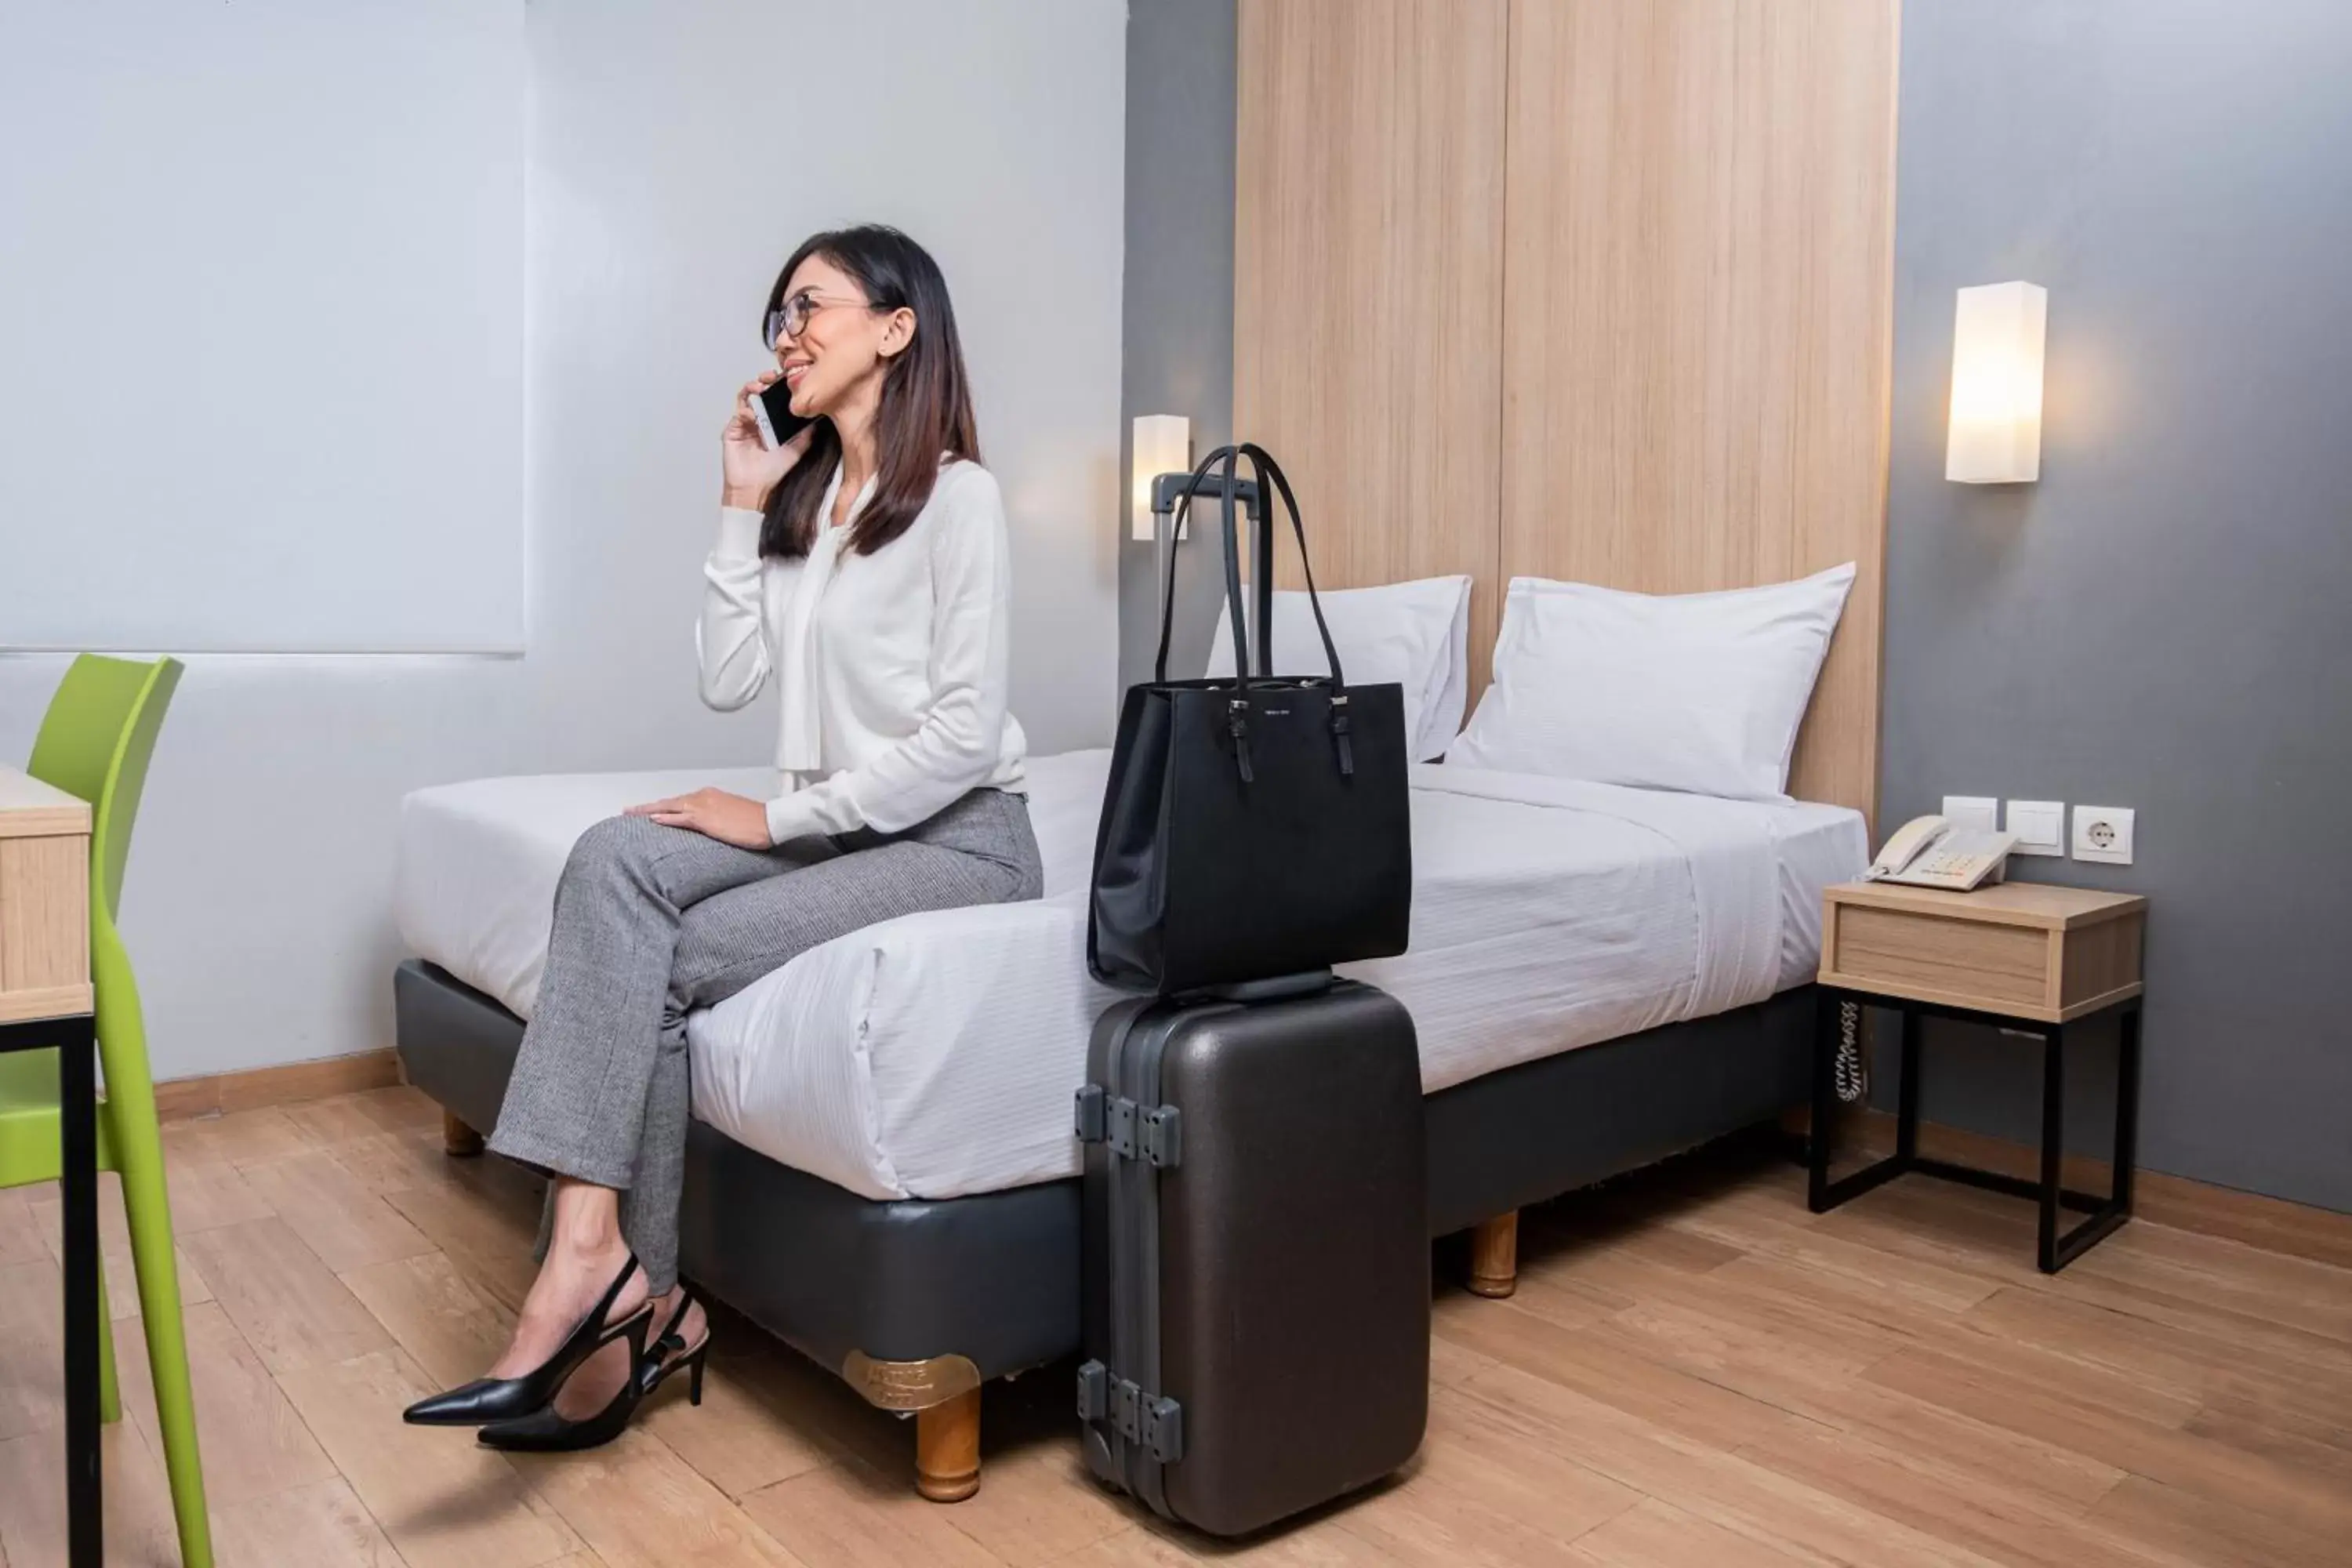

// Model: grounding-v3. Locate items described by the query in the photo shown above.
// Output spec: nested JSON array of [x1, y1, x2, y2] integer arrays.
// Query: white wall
[[0, 0, 526, 652], [0, 0, 1127, 1079]]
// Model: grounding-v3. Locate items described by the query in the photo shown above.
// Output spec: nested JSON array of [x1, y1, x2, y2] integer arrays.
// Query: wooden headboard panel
[[1236, 0, 1898, 828], [1233, 0, 1511, 694]]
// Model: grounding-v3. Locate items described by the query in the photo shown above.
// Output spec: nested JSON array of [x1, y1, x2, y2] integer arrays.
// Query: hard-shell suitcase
[[1076, 978, 1428, 1537]]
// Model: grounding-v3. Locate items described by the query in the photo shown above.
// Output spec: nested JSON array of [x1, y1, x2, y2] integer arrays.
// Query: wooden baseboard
[[1835, 1105, 2352, 1271], [153, 1047, 403, 1123]]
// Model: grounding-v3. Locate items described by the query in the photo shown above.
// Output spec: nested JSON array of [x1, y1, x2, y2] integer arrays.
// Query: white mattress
[[396, 753, 1864, 1201]]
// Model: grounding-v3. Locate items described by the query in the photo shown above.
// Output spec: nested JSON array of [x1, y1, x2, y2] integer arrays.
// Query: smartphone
[[753, 377, 813, 449]]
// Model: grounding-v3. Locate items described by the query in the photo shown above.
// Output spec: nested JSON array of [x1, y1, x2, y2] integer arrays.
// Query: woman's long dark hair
[[760, 226, 981, 559]]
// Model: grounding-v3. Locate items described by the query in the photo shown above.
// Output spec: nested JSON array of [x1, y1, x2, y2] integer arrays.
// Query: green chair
[[0, 655, 210, 1568]]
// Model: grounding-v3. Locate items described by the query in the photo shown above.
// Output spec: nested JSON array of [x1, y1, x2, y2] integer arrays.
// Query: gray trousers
[[488, 786, 1044, 1292]]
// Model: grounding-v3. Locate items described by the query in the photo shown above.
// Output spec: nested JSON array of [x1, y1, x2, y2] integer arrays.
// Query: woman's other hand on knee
[[626, 788, 772, 850]]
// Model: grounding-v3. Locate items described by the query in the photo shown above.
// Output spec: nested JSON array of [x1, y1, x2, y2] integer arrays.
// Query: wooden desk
[[1, 765, 102, 1566], [1809, 880, 2148, 1273]]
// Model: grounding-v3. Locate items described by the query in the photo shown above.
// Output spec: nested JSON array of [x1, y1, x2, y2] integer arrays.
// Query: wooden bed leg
[[914, 1385, 982, 1503], [443, 1110, 485, 1158], [1468, 1210, 1519, 1299]]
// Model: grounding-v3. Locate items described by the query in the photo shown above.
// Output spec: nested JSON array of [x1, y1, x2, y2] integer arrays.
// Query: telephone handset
[[1867, 815, 2016, 892]]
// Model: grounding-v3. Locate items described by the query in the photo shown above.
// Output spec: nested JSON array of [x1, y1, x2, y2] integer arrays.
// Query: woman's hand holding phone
[[722, 370, 811, 510]]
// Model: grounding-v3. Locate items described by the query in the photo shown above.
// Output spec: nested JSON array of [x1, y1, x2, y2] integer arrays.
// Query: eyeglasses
[[764, 289, 879, 350]]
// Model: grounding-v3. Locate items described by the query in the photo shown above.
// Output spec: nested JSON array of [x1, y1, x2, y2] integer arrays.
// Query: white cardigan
[[697, 459, 1028, 846]]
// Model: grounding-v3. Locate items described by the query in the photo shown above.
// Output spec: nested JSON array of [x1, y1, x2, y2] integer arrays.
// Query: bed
[[392, 746, 1864, 1494]]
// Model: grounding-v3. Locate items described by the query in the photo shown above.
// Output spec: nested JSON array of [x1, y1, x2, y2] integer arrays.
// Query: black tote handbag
[[1087, 444, 1413, 993]]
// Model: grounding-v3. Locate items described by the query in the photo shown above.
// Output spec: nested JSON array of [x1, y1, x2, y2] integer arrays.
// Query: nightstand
[[1809, 879, 2147, 1272]]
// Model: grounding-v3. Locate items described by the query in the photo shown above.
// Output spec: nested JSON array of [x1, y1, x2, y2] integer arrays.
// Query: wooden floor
[[2, 1086, 2347, 1567]]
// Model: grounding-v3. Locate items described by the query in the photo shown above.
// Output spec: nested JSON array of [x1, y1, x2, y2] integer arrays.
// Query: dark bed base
[[393, 959, 1813, 1494]]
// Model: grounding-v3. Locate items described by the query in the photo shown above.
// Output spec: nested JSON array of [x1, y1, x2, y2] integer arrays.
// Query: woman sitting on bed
[[404, 224, 1039, 1449]]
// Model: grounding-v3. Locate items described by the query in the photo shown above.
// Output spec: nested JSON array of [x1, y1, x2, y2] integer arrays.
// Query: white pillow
[[1207, 575, 1472, 761], [1450, 564, 1857, 800]]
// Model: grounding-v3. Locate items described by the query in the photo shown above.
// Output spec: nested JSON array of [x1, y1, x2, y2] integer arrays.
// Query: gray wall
[[1113, 0, 2352, 1210], [1117, 0, 1240, 694], [1883, 0, 2352, 1210]]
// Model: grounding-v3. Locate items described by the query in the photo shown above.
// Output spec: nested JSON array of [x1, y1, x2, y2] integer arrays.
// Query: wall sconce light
[[1131, 414, 1191, 540], [1946, 281, 2047, 483]]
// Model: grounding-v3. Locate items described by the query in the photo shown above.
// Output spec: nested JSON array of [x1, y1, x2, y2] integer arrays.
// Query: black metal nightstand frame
[[1807, 986, 2143, 1273]]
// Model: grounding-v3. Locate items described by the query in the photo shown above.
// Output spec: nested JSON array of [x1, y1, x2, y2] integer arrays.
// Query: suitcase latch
[[1111, 1375, 1142, 1440], [1076, 1359, 1109, 1421], [1073, 1084, 1106, 1144], [1138, 1105, 1183, 1169], [1091, 1094, 1181, 1167], [1143, 1396, 1185, 1464], [1100, 1372, 1185, 1465]]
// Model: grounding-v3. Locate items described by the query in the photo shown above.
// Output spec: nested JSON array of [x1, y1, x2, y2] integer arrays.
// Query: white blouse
[[697, 459, 1028, 846]]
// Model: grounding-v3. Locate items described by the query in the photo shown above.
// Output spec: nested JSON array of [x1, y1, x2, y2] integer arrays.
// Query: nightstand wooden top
[[1824, 879, 2146, 932], [1820, 879, 2146, 1022]]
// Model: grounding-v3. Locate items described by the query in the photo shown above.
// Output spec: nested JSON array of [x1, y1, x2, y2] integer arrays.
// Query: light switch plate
[[1942, 796, 1999, 833], [2006, 799, 2066, 856], [2074, 805, 2136, 865]]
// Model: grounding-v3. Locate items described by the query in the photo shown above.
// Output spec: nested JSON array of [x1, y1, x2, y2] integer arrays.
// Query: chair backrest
[[27, 655, 183, 931]]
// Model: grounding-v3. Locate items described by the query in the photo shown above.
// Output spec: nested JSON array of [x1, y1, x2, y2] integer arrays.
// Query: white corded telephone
[[1867, 815, 2016, 892]]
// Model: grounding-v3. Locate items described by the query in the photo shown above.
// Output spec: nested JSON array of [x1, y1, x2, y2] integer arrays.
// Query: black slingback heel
[[475, 1308, 657, 1453], [401, 1251, 653, 1427], [477, 1286, 710, 1454], [637, 1286, 711, 1405]]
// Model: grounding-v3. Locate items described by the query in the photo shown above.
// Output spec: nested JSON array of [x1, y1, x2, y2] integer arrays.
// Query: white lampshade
[[1946, 281, 2048, 484], [1131, 413, 1190, 540]]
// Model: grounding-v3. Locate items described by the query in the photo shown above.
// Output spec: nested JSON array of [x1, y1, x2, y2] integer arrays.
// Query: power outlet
[[2073, 805, 2136, 865]]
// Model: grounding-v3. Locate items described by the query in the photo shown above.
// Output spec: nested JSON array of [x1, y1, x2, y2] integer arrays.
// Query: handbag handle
[[1210, 446, 1258, 689], [1239, 444, 1356, 776], [1149, 443, 1358, 782], [1151, 445, 1348, 694], [1236, 443, 1347, 691]]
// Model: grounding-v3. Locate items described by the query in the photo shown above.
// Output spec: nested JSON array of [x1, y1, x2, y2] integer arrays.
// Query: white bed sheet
[[395, 752, 1864, 1201]]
